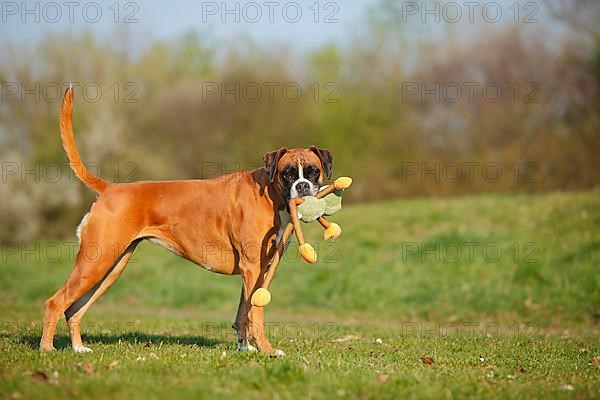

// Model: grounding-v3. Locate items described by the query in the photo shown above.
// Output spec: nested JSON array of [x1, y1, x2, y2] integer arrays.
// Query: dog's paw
[[39, 345, 56, 353], [271, 349, 286, 358], [237, 340, 258, 352], [73, 346, 93, 353]]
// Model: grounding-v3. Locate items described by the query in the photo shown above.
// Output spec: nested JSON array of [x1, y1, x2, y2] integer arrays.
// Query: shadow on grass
[[17, 332, 222, 350]]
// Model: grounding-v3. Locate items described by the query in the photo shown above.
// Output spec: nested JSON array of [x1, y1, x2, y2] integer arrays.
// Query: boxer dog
[[40, 87, 333, 356]]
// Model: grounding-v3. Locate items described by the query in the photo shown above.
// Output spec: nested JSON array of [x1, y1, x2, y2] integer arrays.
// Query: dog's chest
[[275, 211, 292, 249]]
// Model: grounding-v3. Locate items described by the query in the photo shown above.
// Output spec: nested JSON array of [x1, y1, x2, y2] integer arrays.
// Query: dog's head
[[264, 146, 333, 201]]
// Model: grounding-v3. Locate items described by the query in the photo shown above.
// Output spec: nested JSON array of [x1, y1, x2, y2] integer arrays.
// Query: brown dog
[[40, 87, 333, 356]]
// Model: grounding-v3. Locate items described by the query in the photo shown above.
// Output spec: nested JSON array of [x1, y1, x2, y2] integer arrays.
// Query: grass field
[[1, 190, 599, 399]]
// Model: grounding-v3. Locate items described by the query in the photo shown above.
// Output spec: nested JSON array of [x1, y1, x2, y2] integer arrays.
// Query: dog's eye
[[283, 169, 296, 180], [305, 166, 319, 178]]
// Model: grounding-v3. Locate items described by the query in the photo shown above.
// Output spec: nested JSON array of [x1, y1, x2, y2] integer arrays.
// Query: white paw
[[237, 342, 258, 352], [73, 346, 93, 353], [272, 349, 286, 357]]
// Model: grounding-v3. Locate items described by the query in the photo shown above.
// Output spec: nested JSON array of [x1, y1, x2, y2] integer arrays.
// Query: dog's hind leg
[[40, 214, 138, 352], [65, 241, 139, 352]]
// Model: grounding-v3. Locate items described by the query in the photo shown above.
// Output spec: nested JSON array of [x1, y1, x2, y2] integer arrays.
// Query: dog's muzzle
[[288, 161, 319, 199]]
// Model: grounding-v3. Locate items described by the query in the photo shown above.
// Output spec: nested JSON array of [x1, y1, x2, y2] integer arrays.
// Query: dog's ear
[[309, 146, 333, 179], [263, 148, 288, 183]]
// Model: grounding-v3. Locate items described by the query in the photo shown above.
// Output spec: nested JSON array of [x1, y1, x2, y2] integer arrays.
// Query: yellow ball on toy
[[334, 177, 352, 190], [300, 243, 317, 263], [323, 222, 342, 240], [251, 288, 272, 307]]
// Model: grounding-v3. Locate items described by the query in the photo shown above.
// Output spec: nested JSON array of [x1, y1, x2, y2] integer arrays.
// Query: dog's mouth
[[289, 183, 318, 200]]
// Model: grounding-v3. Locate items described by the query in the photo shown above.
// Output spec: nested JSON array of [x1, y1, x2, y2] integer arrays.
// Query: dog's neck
[[250, 168, 288, 215]]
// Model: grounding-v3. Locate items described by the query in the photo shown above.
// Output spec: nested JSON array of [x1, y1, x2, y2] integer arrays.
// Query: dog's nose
[[295, 182, 311, 196]]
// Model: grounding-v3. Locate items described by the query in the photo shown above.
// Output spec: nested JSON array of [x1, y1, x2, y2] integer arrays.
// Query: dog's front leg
[[232, 286, 255, 352], [235, 263, 284, 357]]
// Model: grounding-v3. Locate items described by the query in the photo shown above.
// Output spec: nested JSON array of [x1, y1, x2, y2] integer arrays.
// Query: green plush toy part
[[296, 188, 343, 223]]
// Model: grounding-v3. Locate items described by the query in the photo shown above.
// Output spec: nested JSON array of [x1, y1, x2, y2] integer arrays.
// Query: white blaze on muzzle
[[290, 161, 318, 199]]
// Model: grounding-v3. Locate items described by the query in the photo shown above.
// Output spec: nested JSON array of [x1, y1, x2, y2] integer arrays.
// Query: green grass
[[1, 190, 599, 399]]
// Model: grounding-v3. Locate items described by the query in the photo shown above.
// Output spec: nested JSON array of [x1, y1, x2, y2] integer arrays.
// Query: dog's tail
[[60, 86, 108, 194]]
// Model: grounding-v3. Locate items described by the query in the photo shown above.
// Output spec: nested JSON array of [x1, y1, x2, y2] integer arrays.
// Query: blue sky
[[1, 0, 558, 53], [1, 0, 377, 51]]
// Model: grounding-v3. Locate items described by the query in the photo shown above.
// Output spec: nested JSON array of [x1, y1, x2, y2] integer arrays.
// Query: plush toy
[[251, 177, 352, 307], [290, 177, 352, 263]]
